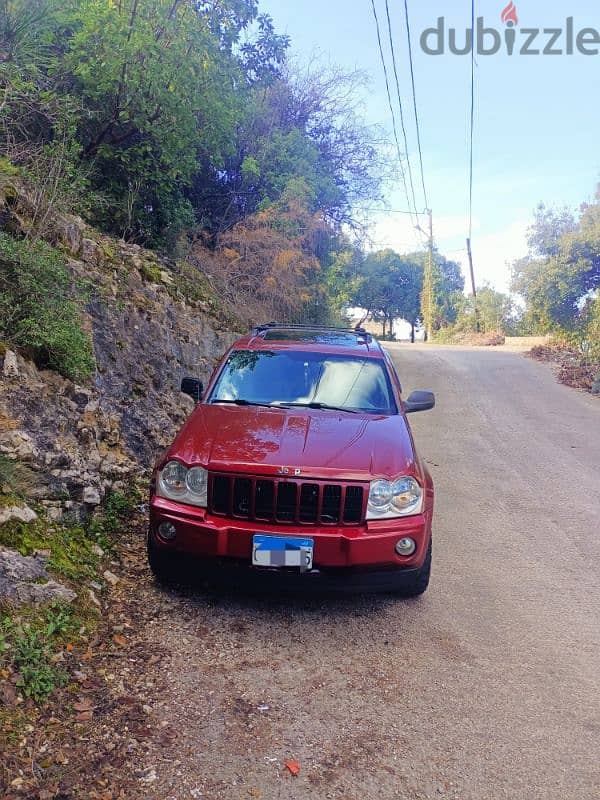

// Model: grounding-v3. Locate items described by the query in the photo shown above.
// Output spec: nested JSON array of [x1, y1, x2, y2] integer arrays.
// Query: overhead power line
[[383, 0, 419, 219], [466, 0, 480, 330], [402, 0, 429, 213], [369, 0, 419, 234], [388, 208, 429, 216], [468, 0, 476, 241]]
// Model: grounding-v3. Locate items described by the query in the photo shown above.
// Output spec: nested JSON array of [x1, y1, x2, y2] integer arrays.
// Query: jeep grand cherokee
[[148, 324, 435, 595]]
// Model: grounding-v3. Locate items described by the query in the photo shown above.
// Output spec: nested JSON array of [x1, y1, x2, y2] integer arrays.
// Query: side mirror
[[404, 390, 435, 414], [181, 377, 203, 403]]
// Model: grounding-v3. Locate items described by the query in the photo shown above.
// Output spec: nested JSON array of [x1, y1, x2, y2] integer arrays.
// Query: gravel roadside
[[130, 345, 600, 800]]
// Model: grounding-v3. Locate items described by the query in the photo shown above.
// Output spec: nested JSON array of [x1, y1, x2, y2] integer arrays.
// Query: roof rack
[[252, 322, 371, 337]]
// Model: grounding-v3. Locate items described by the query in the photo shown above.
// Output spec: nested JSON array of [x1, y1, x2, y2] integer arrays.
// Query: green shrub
[[0, 454, 37, 499], [0, 158, 20, 177], [0, 515, 101, 583], [87, 487, 140, 551], [586, 295, 600, 361], [0, 604, 76, 704], [12, 628, 68, 703], [0, 233, 95, 381]]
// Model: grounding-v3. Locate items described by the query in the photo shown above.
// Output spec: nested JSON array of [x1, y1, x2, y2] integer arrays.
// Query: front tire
[[147, 532, 181, 586], [396, 538, 432, 597]]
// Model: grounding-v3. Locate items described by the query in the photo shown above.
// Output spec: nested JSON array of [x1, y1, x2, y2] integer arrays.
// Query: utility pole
[[427, 209, 434, 341], [466, 236, 480, 333], [419, 209, 435, 342]]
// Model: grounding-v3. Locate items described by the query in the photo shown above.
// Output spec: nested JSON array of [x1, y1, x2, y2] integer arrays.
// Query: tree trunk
[[410, 322, 415, 343]]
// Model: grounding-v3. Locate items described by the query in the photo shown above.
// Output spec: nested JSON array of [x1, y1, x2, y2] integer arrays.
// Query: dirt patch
[[0, 516, 176, 800], [529, 344, 600, 394], [436, 332, 506, 347]]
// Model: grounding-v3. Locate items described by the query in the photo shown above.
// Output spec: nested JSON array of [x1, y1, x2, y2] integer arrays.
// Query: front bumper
[[149, 496, 432, 580]]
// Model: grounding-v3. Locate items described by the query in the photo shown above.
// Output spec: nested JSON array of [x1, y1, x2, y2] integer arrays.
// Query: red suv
[[148, 325, 435, 595]]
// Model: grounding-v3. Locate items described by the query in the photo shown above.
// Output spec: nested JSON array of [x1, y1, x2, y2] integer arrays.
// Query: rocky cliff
[[0, 211, 239, 524]]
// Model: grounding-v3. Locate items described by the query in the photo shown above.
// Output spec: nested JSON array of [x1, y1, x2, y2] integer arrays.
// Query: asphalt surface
[[146, 345, 600, 800]]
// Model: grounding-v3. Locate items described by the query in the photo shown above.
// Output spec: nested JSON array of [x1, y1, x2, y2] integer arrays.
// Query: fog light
[[395, 537, 416, 556], [158, 521, 177, 541]]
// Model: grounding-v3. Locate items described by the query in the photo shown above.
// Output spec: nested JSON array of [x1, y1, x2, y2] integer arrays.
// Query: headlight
[[390, 477, 422, 514], [160, 461, 187, 496], [367, 477, 423, 519], [158, 461, 208, 507], [369, 480, 394, 509], [186, 466, 208, 503]]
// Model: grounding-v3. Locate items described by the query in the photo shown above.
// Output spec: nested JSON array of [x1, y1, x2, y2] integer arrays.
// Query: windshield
[[208, 350, 397, 415]]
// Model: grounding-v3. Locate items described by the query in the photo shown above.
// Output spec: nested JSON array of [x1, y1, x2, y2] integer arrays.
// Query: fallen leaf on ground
[[1, 683, 18, 706], [284, 759, 300, 776], [113, 635, 127, 647], [73, 699, 95, 712]]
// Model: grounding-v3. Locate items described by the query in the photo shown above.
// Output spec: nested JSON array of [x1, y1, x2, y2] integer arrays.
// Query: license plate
[[252, 535, 314, 572]]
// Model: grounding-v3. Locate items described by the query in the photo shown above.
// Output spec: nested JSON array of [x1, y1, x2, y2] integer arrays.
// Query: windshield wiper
[[212, 399, 359, 414], [210, 398, 274, 408], [279, 402, 358, 414]]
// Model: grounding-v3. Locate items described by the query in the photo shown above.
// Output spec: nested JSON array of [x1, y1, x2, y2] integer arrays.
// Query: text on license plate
[[252, 535, 314, 571]]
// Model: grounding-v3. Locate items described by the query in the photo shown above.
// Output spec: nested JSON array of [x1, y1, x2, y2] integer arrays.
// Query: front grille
[[209, 474, 366, 526]]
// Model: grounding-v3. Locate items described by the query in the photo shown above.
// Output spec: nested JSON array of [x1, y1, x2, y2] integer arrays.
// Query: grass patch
[[0, 232, 95, 382], [0, 600, 88, 703], [0, 516, 101, 583], [0, 157, 20, 177], [0, 483, 141, 708], [0, 454, 38, 500], [0, 487, 140, 582], [169, 260, 215, 304], [1, 620, 67, 703], [138, 258, 163, 283], [87, 487, 140, 552]]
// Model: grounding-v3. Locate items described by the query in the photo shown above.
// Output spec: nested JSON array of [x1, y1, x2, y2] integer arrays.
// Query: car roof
[[233, 324, 384, 357]]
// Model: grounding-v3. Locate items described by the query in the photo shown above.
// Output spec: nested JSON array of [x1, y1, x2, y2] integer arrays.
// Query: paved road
[[146, 345, 600, 800]]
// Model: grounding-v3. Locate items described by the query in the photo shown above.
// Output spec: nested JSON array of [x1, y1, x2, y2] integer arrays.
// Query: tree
[[459, 286, 514, 334], [189, 61, 385, 240], [351, 249, 423, 339], [1, 0, 292, 245], [408, 249, 464, 337], [390, 258, 422, 342], [59, 0, 244, 242], [325, 242, 365, 323], [513, 197, 600, 333], [0, 0, 388, 326]]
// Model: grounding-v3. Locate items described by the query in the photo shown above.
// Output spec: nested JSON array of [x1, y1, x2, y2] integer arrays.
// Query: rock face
[[0, 218, 240, 517], [0, 505, 38, 524], [2, 349, 19, 377], [0, 547, 77, 604]]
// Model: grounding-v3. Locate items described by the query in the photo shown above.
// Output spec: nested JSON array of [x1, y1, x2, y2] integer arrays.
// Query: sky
[[259, 0, 600, 293]]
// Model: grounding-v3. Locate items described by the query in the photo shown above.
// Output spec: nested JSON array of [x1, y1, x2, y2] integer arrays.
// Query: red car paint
[[148, 327, 435, 592]]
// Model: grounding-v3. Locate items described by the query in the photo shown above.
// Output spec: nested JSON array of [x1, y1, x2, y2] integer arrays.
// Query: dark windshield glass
[[209, 350, 397, 415]]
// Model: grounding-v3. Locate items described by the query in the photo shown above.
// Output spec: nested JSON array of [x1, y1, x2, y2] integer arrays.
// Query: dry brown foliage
[[530, 343, 600, 393], [190, 197, 329, 325], [441, 331, 506, 347]]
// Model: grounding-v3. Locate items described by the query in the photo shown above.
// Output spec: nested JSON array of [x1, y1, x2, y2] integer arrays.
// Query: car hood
[[165, 404, 416, 481]]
